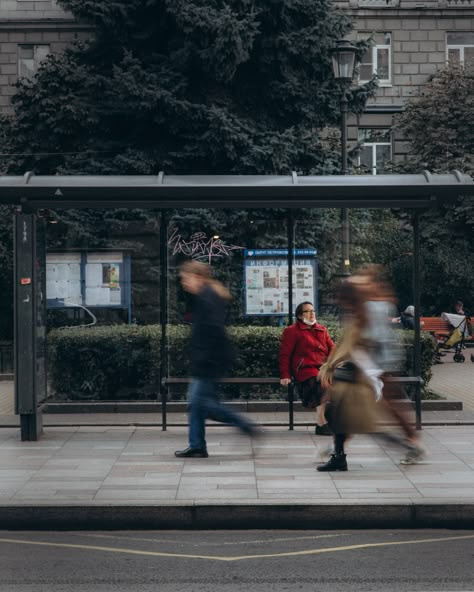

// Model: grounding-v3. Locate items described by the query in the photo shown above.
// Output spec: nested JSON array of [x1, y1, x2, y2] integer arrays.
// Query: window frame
[[357, 128, 393, 176], [358, 33, 392, 86], [446, 32, 474, 70], [18, 44, 51, 79]]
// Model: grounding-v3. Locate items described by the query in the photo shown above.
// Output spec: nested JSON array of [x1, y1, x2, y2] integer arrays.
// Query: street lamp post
[[331, 40, 358, 275]]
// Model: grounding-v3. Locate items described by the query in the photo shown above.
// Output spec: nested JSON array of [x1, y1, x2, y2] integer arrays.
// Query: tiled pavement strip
[[0, 351, 471, 528]]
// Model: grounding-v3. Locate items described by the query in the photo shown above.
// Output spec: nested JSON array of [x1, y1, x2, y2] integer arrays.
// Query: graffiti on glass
[[168, 227, 244, 263]]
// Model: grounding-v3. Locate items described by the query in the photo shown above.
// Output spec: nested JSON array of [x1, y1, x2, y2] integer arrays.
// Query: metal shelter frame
[[2, 171, 473, 440]]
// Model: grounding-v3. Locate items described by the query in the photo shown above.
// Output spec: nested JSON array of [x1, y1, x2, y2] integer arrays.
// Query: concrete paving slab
[[0, 424, 470, 529], [0, 357, 471, 528]]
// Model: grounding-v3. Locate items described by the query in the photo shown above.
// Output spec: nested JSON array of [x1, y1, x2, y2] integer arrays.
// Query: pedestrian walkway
[[0, 382, 13, 416], [0, 423, 473, 529], [429, 350, 474, 410], [0, 356, 473, 529]]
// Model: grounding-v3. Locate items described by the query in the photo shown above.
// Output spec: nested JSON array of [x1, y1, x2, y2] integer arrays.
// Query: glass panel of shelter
[[165, 211, 293, 419], [44, 209, 161, 406], [42, 202, 412, 419]]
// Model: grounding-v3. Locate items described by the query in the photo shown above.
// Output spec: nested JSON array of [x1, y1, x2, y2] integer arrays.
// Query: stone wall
[[0, 1, 71, 20]]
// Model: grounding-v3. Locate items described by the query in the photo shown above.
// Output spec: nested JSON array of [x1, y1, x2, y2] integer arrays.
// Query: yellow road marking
[[0, 534, 473, 562], [81, 532, 348, 547]]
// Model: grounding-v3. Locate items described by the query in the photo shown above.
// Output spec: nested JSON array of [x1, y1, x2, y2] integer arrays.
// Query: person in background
[[454, 300, 469, 316], [174, 260, 259, 459], [279, 302, 335, 435], [400, 305, 416, 330]]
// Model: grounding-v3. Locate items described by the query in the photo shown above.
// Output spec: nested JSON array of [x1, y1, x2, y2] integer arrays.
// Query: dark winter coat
[[188, 285, 233, 379]]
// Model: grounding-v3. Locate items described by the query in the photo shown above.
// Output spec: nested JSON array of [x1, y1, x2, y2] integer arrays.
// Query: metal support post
[[413, 211, 422, 429], [286, 209, 295, 430], [14, 211, 45, 441], [340, 92, 351, 276], [159, 211, 168, 431]]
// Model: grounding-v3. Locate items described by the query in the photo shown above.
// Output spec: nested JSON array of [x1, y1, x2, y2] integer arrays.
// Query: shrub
[[48, 325, 161, 401], [47, 322, 434, 401]]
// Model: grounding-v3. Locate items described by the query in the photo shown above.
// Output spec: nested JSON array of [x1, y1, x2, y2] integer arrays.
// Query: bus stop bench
[[160, 376, 423, 430], [161, 376, 421, 386], [162, 377, 281, 385]]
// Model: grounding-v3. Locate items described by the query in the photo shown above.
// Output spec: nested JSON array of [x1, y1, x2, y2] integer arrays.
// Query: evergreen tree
[[3, 0, 375, 175], [395, 66, 473, 176], [393, 66, 474, 312], [0, 0, 379, 332]]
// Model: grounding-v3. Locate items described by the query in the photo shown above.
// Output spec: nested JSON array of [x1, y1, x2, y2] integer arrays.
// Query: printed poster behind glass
[[244, 249, 318, 316]]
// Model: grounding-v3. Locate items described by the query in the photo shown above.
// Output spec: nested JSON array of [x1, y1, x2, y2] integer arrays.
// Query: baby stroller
[[434, 313, 472, 363]]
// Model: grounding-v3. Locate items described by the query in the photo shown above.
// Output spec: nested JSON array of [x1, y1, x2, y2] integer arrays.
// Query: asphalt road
[[0, 529, 473, 591]]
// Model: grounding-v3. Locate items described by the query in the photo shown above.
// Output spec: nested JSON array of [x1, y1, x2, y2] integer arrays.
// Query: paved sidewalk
[[0, 423, 473, 529], [429, 350, 474, 410], [0, 353, 472, 529]]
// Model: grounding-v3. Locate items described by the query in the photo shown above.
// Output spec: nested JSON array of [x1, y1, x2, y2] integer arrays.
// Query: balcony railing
[[444, 0, 474, 5]]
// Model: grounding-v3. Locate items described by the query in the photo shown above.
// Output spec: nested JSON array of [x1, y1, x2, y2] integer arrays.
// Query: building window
[[358, 32, 391, 85], [18, 45, 50, 79], [447, 32, 474, 74], [357, 128, 392, 175]]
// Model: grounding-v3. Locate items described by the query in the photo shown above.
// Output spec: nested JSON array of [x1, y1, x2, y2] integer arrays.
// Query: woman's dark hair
[[295, 301, 313, 318]]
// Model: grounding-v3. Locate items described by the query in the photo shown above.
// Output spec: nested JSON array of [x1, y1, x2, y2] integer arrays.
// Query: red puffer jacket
[[279, 320, 335, 383]]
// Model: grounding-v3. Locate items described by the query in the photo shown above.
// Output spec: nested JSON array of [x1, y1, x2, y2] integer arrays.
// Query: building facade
[[0, 0, 473, 172], [0, 1, 91, 113], [339, 0, 474, 172]]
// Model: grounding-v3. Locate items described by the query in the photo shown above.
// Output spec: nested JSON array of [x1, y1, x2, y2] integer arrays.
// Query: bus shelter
[[1, 171, 473, 440]]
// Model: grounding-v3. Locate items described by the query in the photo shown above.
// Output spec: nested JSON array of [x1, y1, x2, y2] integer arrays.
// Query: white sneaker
[[318, 444, 335, 460], [400, 442, 427, 465]]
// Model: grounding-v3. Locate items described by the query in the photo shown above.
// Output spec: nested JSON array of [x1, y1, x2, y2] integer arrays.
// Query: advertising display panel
[[46, 251, 131, 320], [46, 252, 82, 306], [244, 249, 317, 316]]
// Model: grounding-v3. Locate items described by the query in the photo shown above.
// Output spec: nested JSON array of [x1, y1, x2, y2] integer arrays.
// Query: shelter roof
[[0, 171, 472, 209]]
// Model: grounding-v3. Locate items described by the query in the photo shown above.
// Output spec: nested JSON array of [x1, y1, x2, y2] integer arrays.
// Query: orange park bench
[[420, 317, 451, 337]]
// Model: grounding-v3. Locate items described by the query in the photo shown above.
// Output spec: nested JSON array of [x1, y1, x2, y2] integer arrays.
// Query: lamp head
[[331, 40, 358, 82]]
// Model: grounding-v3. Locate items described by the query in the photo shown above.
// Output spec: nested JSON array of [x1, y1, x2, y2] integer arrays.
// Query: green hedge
[[47, 323, 435, 401], [48, 325, 161, 401]]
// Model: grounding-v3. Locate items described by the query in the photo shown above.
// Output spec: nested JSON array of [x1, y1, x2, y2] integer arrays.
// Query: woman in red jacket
[[279, 302, 335, 435]]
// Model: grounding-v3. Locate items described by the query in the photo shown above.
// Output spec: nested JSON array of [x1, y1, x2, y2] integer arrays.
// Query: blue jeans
[[188, 378, 253, 449]]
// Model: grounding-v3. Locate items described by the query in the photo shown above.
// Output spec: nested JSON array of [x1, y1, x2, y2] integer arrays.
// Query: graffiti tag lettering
[[168, 227, 244, 263]]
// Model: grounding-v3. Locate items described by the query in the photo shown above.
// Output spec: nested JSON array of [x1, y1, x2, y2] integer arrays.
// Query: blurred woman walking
[[317, 279, 378, 471]]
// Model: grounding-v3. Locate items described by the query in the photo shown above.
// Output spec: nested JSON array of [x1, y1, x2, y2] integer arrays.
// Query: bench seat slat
[[163, 377, 280, 384], [420, 317, 451, 333], [162, 376, 422, 385]]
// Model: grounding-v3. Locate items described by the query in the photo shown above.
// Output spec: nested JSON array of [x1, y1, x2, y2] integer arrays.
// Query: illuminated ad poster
[[244, 249, 317, 316]]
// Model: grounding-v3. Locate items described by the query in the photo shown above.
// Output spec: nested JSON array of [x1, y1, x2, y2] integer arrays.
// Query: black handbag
[[332, 361, 357, 383]]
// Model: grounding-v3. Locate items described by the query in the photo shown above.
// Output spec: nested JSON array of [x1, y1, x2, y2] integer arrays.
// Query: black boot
[[315, 424, 333, 436], [317, 453, 347, 472]]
